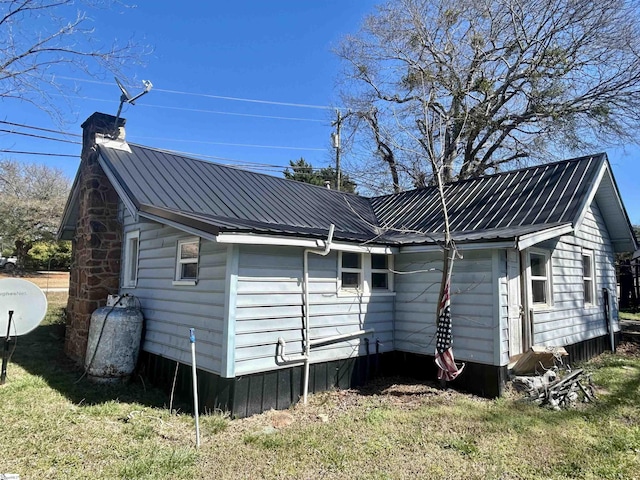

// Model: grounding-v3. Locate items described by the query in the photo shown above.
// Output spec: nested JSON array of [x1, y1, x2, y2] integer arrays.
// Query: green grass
[[620, 308, 640, 321], [1, 295, 640, 479]]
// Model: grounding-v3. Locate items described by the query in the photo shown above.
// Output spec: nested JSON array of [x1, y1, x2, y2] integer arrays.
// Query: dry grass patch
[[0, 270, 69, 289]]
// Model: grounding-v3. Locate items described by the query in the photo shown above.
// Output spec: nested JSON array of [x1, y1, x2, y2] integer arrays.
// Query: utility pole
[[331, 109, 342, 192]]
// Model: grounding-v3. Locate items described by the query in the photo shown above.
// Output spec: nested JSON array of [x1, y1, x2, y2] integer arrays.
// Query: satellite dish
[[112, 77, 153, 133], [115, 77, 152, 105], [0, 278, 48, 336], [115, 77, 134, 103]]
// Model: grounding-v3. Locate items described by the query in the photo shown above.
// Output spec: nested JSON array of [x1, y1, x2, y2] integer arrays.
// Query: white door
[[507, 250, 524, 358]]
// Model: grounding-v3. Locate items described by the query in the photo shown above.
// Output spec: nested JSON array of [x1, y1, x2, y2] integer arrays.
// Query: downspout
[[302, 224, 335, 404]]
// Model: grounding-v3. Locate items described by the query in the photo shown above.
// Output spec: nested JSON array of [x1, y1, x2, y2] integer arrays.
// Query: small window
[[583, 250, 595, 305], [340, 252, 362, 290], [123, 230, 139, 288], [529, 250, 551, 306], [371, 254, 390, 290], [175, 238, 199, 282]]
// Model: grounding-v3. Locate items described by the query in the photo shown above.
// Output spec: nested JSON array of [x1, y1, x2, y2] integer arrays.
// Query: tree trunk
[[14, 239, 32, 273]]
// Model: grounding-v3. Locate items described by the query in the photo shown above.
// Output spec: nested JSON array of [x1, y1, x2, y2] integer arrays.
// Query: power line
[[0, 120, 80, 137], [132, 137, 325, 152], [0, 128, 81, 145], [0, 149, 77, 158], [54, 75, 339, 110], [0, 118, 327, 152], [50, 93, 326, 123]]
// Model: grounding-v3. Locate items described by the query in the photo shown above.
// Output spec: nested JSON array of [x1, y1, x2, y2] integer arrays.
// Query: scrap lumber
[[511, 345, 568, 375]]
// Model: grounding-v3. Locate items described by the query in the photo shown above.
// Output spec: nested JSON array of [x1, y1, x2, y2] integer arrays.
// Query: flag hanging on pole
[[435, 255, 464, 381]]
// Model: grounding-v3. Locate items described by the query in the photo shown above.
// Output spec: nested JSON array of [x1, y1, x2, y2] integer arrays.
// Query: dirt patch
[[0, 271, 69, 289], [616, 341, 640, 357]]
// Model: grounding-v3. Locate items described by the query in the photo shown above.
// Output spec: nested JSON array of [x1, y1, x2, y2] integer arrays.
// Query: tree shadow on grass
[[7, 322, 183, 410]]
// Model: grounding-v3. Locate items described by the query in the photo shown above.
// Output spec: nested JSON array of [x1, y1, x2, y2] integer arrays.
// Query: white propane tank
[[84, 295, 143, 383]]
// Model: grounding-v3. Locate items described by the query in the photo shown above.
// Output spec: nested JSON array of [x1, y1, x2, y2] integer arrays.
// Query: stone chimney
[[64, 112, 126, 363]]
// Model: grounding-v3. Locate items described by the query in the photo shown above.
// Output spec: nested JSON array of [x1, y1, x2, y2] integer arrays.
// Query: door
[[507, 250, 524, 358]]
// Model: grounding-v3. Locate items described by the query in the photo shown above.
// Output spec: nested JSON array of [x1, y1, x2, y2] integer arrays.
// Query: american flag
[[435, 279, 464, 381]]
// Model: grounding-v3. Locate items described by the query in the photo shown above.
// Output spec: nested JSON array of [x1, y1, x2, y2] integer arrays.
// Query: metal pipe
[[1, 310, 14, 385], [302, 224, 335, 404], [308, 329, 374, 347], [276, 337, 307, 364], [189, 328, 201, 448]]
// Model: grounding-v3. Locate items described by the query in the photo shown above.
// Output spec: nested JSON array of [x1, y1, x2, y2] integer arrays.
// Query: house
[[58, 112, 637, 417]]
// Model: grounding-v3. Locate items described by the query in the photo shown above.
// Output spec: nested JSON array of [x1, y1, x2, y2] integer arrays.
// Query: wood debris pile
[[510, 346, 595, 409], [512, 367, 596, 409]]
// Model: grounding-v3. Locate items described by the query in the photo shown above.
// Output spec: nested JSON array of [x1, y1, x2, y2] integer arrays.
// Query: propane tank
[[85, 294, 143, 383]]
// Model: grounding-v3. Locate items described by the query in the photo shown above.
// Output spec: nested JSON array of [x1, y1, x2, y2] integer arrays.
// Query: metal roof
[[370, 154, 604, 235], [98, 144, 380, 243], [58, 144, 636, 252]]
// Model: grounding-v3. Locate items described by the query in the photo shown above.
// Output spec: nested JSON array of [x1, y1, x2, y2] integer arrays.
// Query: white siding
[[234, 245, 395, 376], [121, 210, 227, 375], [394, 250, 499, 365], [531, 202, 618, 345]]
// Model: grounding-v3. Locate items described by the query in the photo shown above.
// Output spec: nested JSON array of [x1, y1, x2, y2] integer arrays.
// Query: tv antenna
[[113, 77, 153, 131]]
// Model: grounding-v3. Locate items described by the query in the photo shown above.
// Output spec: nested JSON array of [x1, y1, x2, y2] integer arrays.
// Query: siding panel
[[234, 246, 395, 376], [394, 250, 498, 365], [121, 210, 227, 375], [531, 202, 618, 347]]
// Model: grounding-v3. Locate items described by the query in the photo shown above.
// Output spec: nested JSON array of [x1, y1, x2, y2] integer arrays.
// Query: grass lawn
[[0, 294, 639, 479]]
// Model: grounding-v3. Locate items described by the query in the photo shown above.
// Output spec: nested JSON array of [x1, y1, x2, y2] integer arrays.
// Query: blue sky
[[2, 0, 639, 225]]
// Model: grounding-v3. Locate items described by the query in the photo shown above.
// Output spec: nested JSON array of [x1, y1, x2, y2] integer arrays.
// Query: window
[[338, 252, 393, 294], [371, 254, 390, 290], [123, 230, 139, 288], [529, 250, 551, 307], [175, 238, 199, 283], [582, 250, 595, 305], [340, 252, 362, 289]]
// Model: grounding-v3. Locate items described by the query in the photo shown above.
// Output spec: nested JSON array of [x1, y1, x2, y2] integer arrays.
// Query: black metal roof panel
[[370, 154, 605, 235], [92, 145, 617, 247], [98, 144, 380, 242]]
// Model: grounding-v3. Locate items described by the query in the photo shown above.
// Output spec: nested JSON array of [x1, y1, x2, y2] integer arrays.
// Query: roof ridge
[[369, 153, 607, 202]]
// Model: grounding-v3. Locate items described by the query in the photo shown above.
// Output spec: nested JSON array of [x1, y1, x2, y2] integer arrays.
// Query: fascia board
[[573, 160, 606, 235], [399, 241, 515, 253], [56, 166, 82, 240], [138, 212, 219, 242], [517, 224, 574, 251], [216, 232, 397, 254]]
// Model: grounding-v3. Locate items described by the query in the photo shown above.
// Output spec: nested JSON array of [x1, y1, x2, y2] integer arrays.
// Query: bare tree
[[0, 159, 70, 270], [337, 0, 640, 190], [0, 0, 146, 121]]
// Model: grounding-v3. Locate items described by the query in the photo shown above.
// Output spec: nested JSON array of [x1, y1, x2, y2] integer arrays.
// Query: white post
[[189, 328, 201, 448]]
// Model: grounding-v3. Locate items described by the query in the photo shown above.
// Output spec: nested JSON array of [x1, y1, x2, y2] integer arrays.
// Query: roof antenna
[[112, 77, 153, 134]]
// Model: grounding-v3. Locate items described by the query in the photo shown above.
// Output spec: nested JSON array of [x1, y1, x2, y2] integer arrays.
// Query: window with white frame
[[340, 252, 362, 289], [371, 254, 390, 290], [529, 250, 552, 307], [582, 250, 595, 305], [123, 230, 139, 288], [175, 238, 199, 282], [338, 252, 393, 294]]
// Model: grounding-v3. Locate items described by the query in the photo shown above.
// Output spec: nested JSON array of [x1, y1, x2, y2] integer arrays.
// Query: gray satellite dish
[[0, 278, 48, 336], [113, 77, 153, 131]]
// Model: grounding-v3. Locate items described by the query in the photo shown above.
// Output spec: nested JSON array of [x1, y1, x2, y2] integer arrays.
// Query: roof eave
[[573, 157, 637, 253], [517, 223, 574, 251]]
